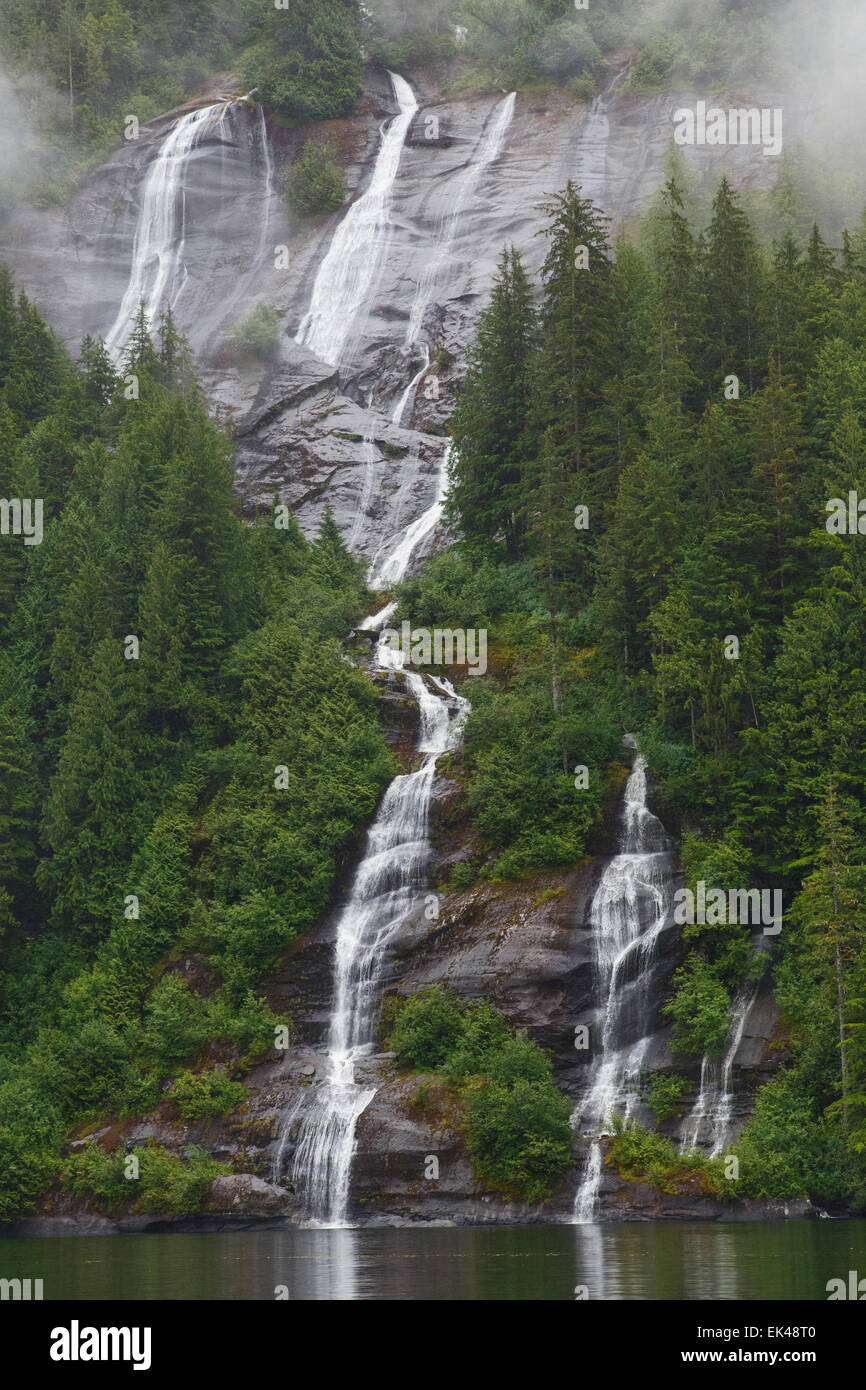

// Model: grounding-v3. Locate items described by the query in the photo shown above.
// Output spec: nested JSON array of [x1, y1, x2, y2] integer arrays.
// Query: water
[[573, 67, 628, 202], [2, 1221, 861, 1300], [270, 85, 522, 1226], [105, 98, 274, 361], [404, 91, 516, 349], [366, 92, 515, 578], [680, 972, 764, 1156], [105, 102, 234, 359], [367, 441, 451, 590], [274, 586, 468, 1226], [295, 71, 418, 368], [573, 754, 675, 1222]]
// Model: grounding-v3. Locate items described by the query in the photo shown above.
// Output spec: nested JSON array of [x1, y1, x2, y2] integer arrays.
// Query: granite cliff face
[[1, 67, 813, 570]]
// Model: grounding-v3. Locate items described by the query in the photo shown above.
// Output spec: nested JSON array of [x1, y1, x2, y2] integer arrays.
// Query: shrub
[[390, 991, 573, 1201], [664, 956, 731, 1057], [606, 1115, 711, 1193], [142, 974, 208, 1069], [644, 1071, 692, 1124], [567, 71, 597, 102], [63, 1142, 227, 1215], [234, 303, 280, 359], [732, 1070, 853, 1202], [239, 0, 363, 120], [0, 1076, 62, 1221], [390, 987, 465, 1070], [465, 1073, 573, 1202], [286, 142, 346, 216], [168, 1067, 246, 1121], [446, 861, 476, 893]]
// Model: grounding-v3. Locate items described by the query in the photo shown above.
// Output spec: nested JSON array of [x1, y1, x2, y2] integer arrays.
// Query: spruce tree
[[447, 246, 536, 559]]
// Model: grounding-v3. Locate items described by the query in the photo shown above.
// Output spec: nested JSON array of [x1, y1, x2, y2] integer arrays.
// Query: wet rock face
[[210, 1173, 294, 1217], [0, 71, 813, 574]]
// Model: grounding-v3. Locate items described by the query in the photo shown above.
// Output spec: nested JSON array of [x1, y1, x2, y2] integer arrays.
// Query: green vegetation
[[0, 1, 260, 166], [0, 0, 362, 192], [234, 303, 280, 358], [240, 0, 363, 121], [0, 279, 394, 1220], [63, 1143, 227, 1215], [168, 1067, 246, 1121], [605, 1116, 728, 1198], [411, 159, 866, 1208], [286, 141, 346, 217], [390, 987, 572, 1202], [643, 1072, 692, 1126], [362, 0, 795, 96]]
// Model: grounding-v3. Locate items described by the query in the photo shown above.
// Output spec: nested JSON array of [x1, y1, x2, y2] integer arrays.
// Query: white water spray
[[404, 91, 516, 349], [271, 88, 519, 1228], [275, 582, 467, 1225], [680, 971, 763, 1156], [105, 102, 233, 359], [572, 755, 674, 1223], [573, 67, 628, 203], [295, 72, 418, 367]]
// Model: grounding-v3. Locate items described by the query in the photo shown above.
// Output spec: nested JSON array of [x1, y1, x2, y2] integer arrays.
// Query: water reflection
[[0, 1221, 863, 1300]]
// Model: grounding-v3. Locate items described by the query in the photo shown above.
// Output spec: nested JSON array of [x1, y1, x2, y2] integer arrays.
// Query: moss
[[375, 438, 408, 458]]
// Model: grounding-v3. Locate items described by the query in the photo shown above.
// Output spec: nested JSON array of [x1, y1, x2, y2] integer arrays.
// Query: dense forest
[[403, 166, 866, 1206], [3, 158, 866, 1214], [0, 286, 395, 1217]]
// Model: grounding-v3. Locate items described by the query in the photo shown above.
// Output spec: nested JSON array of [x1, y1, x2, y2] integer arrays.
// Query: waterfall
[[392, 344, 430, 429], [403, 91, 516, 350], [365, 94, 516, 583], [255, 102, 275, 262], [270, 88, 518, 1227], [679, 971, 763, 1156], [367, 440, 451, 589], [295, 72, 418, 368], [573, 66, 628, 202], [572, 754, 675, 1223], [274, 594, 468, 1225], [347, 432, 379, 552], [105, 101, 234, 360]]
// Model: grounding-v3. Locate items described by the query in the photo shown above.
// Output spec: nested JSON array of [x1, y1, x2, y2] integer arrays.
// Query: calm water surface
[[1, 1221, 864, 1300]]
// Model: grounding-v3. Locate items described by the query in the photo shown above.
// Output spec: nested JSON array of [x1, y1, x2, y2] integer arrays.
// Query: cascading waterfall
[[679, 970, 764, 1156], [105, 101, 232, 359], [573, 66, 628, 202], [572, 753, 675, 1223], [367, 441, 451, 590], [105, 97, 273, 361], [254, 102, 275, 262], [403, 91, 516, 350], [270, 82, 517, 1228], [275, 595, 468, 1226], [366, 93, 516, 583], [295, 71, 418, 368]]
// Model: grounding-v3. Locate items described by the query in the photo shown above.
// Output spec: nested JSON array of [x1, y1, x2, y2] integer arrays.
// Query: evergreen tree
[[447, 246, 536, 559]]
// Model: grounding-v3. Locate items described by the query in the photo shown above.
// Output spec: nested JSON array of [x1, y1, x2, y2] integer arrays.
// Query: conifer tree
[[447, 246, 536, 559], [701, 177, 765, 394]]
